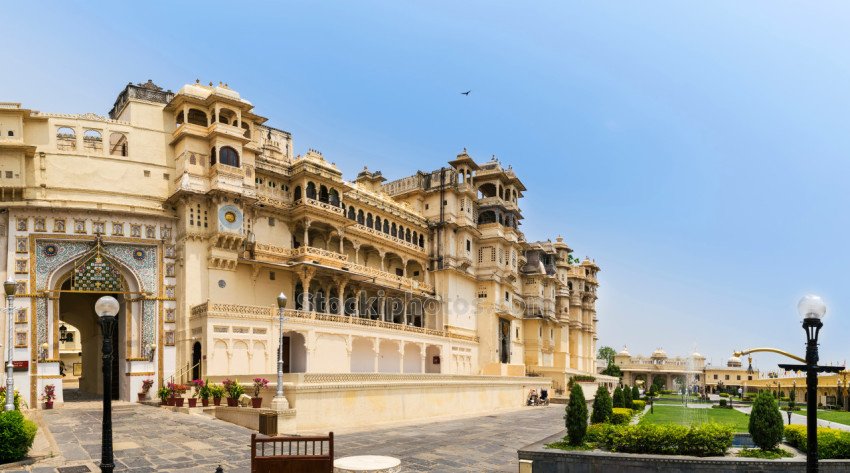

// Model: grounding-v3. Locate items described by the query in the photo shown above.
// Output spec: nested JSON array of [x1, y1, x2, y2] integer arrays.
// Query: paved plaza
[[3, 403, 564, 472]]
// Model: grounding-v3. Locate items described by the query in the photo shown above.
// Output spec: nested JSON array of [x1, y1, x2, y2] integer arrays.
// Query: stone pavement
[[3, 402, 564, 472]]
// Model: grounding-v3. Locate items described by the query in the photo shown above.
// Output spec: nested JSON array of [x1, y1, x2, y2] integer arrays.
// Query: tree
[[612, 386, 625, 408], [648, 383, 658, 397], [601, 363, 622, 378], [597, 346, 617, 366], [566, 383, 588, 445], [623, 384, 633, 409], [652, 376, 666, 391], [631, 385, 640, 402], [749, 390, 784, 451], [591, 385, 613, 424]]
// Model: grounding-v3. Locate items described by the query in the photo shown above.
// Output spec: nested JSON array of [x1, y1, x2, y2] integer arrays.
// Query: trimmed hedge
[[598, 423, 732, 457], [749, 390, 783, 450], [566, 383, 588, 445], [632, 400, 646, 411], [611, 407, 634, 425], [719, 392, 730, 398], [0, 410, 37, 463], [785, 425, 850, 459]]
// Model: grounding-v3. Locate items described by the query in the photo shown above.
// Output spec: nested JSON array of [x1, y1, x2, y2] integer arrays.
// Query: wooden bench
[[251, 433, 334, 473]]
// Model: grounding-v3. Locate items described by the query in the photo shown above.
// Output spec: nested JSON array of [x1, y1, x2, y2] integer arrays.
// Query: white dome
[[651, 348, 667, 358], [617, 345, 630, 356]]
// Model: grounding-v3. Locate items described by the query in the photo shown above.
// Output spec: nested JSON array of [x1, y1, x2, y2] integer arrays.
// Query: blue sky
[[4, 2, 849, 371]]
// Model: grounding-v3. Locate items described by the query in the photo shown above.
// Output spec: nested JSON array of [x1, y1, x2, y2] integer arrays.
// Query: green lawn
[[799, 409, 850, 426], [639, 405, 750, 432]]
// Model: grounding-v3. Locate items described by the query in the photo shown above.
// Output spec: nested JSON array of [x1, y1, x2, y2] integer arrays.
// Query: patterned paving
[[8, 403, 563, 472]]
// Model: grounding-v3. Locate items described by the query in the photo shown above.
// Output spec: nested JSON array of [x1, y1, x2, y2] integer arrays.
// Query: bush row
[[631, 400, 646, 411], [584, 423, 732, 457], [785, 425, 850, 459]]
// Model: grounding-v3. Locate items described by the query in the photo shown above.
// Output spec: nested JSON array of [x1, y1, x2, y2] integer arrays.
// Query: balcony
[[292, 197, 345, 217], [252, 244, 433, 293], [209, 165, 246, 195], [190, 302, 475, 342], [349, 223, 425, 254]]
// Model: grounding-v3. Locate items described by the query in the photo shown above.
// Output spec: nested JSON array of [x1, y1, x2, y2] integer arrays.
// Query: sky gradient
[[4, 1, 849, 372]]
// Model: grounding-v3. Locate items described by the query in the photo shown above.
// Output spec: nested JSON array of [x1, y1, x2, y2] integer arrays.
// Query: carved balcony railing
[[292, 197, 345, 216], [189, 302, 476, 342], [251, 244, 433, 293], [349, 223, 426, 253]]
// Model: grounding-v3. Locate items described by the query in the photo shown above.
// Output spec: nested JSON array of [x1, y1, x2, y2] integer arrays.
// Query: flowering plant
[[42, 384, 56, 402], [141, 379, 154, 393], [190, 379, 205, 399], [166, 382, 188, 396], [222, 378, 245, 399], [252, 378, 269, 397]]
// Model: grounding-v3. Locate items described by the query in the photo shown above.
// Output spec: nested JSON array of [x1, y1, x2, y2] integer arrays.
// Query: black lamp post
[[778, 295, 843, 473], [95, 295, 120, 473]]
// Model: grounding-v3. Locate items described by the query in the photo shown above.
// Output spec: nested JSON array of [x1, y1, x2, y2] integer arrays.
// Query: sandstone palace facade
[[0, 81, 604, 429]]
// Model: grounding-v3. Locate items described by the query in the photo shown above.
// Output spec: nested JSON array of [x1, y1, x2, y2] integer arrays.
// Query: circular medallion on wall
[[218, 280, 226, 288], [133, 249, 146, 260], [43, 244, 58, 257], [218, 205, 243, 232]]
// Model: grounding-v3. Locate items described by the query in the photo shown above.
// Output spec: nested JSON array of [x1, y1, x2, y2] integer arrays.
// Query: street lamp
[[777, 294, 843, 473], [4, 279, 16, 411], [95, 295, 120, 473], [271, 292, 289, 411]]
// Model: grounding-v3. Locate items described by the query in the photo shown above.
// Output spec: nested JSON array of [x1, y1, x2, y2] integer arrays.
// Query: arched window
[[477, 183, 497, 199], [83, 130, 102, 152], [366, 213, 373, 228], [210, 147, 217, 166], [241, 122, 251, 138], [391, 223, 397, 237], [383, 220, 389, 234], [319, 185, 329, 203], [348, 206, 356, 220], [398, 225, 404, 239], [405, 229, 411, 242], [329, 189, 340, 206], [218, 108, 236, 125], [176, 111, 184, 125], [412, 231, 417, 244], [306, 182, 317, 199], [188, 109, 207, 126], [56, 127, 77, 150], [418, 234, 424, 247], [375, 217, 382, 231], [357, 210, 365, 225], [219, 146, 240, 167], [109, 132, 128, 157], [478, 210, 496, 225], [293, 186, 302, 201]]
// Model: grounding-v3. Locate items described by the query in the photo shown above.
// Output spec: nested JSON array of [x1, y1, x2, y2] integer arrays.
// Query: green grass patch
[[800, 409, 850, 426], [639, 405, 750, 432], [737, 448, 794, 459]]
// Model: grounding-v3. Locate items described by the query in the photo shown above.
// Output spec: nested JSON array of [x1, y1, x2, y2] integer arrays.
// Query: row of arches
[[477, 209, 519, 229], [210, 146, 240, 167], [56, 127, 129, 157], [345, 206, 425, 248], [293, 182, 342, 206], [477, 182, 519, 204], [176, 107, 252, 138]]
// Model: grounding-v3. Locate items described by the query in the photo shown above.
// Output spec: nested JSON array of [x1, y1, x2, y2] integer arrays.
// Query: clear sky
[[4, 1, 849, 372]]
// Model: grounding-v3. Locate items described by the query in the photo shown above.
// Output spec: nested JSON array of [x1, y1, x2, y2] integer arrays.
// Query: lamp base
[[271, 395, 289, 411]]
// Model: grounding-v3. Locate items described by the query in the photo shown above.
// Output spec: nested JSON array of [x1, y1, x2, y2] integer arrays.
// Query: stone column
[[372, 338, 380, 373], [298, 267, 316, 312], [379, 250, 386, 272], [302, 219, 311, 248], [398, 341, 406, 373], [304, 331, 317, 372], [378, 291, 385, 321], [353, 243, 361, 264], [420, 344, 427, 373], [335, 278, 349, 317]]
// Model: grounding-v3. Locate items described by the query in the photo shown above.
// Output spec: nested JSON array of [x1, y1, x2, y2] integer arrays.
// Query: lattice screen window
[[477, 286, 487, 298], [491, 247, 496, 262]]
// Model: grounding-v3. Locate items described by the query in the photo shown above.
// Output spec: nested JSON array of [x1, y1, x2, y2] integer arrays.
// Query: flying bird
[[461, 90, 471, 96]]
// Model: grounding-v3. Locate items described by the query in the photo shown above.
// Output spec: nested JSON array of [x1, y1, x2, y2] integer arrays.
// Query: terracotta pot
[[175, 398, 185, 407], [213, 397, 221, 406], [226, 397, 238, 407], [167, 397, 175, 406], [138, 393, 147, 403], [188, 398, 197, 408], [44, 401, 53, 410], [201, 398, 210, 407], [251, 397, 262, 409]]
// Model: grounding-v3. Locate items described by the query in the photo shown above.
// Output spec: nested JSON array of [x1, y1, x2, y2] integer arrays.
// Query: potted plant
[[139, 379, 154, 402], [197, 379, 211, 407], [157, 386, 170, 406], [42, 384, 56, 409], [223, 378, 244, 407], [188, 379, 205, 408], [251, 378, 269, 408], [210, 383, 224, 406]]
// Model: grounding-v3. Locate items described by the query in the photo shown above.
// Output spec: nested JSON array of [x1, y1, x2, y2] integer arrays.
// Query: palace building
[[0, 81, 603, 429]]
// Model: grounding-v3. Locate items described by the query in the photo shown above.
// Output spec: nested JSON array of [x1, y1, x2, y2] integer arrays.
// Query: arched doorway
[[58, 280, 124, 401], [192, 342, 202, 380]]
